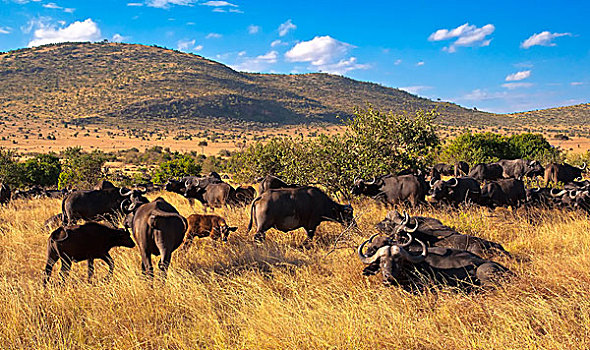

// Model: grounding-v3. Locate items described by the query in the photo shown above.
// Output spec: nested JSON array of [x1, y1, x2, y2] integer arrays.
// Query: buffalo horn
[[137, 186, 147, 194], [119, 188, 132, 197], [569, 190, 578, 199], [581, 162, 587, 170], [429, 178, 437, 187], [357, 235, 388, 265], [447, 177, 459, 187], [398, 232, 414, 248], [405, 218, 419, 233], [401, 211, 410, 226], [551, 189, 567, 197], [120, 199, 131, 213], [366, 177, 377, 185], [395, 238, 427, 264]]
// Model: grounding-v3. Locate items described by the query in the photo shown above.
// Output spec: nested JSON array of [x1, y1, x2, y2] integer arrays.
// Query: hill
[[0, 41, 500, 127], [511, 103, 590, 127]]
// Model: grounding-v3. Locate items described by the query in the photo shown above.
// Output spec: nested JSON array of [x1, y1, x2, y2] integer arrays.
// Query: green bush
[[152, 155, 202, 184], [21, 153, 61, 187], [0, 148, 24, 187], [58, 147, 109, 190]]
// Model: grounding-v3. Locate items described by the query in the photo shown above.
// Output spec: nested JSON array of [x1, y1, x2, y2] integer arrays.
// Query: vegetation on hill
[[0, 42, 498, 126]]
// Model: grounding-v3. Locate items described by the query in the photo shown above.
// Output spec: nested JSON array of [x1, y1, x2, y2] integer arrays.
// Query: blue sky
[[0, 0, 588, 113]]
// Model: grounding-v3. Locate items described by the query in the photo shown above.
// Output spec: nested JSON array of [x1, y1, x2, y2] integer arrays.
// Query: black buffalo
[[184, 181, 238, 209], [468, 163, 504, 182], [43, 222, 136, 284], [256, 175, 299, 193], [0, 183, 10, 205], [352, 174, 426, 207], [62, 187, 147, 225], [544, 162, 586, 186], [454, 161, 470, 177], [126, 197, 187, 278], [235, 185, 256, 206], [430, 163, 454, 180], [428, 177, 481, 206], [358, 234, 510, 289], [248, 186, 354, 244], [479, 178, 526, 208], [495, 159, 544, 180]]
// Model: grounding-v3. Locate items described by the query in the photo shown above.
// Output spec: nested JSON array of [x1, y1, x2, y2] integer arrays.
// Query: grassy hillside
[[1, 194, 590, 349], [0, 42, 497, 126], [511, 103, 590, 127]]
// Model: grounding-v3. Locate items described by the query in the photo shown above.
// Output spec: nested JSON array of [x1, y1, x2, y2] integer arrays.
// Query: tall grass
[[0, 193, 589, 349]]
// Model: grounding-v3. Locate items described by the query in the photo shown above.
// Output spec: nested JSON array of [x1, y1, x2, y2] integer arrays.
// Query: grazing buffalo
[[127, 197, 187, 278], [43, 222, 136, 284], [62, 187, 147, 225], [454, 161, 470, 177], [544, 162, 587, 186], [352, 174, 426, 207], [479, 178, 526, 208], [468, 163, 504, 182], [248, 186, 355, 244], [185, 213, 237, 244], [235, 185, 256, 206], [256, 175, 299, 193], [375, 211, 510, 257], [185, 181, 237, 209], [358, 234, 510, 289], [0, 183, 10, 205], [428, 177, 481, 206], [495, 159, 544, 180]]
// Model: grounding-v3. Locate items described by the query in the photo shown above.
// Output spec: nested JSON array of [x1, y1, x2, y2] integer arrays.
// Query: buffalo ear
[[228, 226, 238, 232], [50, 227, 68, 242]]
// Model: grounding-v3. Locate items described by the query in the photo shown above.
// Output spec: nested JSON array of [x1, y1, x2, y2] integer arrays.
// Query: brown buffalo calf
[[44, 222, 136, 284], [185, 214, 237, 244]]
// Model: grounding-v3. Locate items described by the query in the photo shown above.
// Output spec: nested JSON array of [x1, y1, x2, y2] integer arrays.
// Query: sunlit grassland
[[0, 193, 589, 349]]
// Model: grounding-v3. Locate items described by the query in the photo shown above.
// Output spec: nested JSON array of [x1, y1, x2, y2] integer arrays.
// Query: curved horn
[[402, 211, 410, 226], [357, 238, 389, 265], [398, 232, 414, 248], [185, 179, 191, 188], [581, 162, 586, 170], [137, 186, 147, 194], [394, 238, 427, 264], [569, 190, 578, 199], [447, 177, 459, 187], [405, 218, 419, 233], [119, 188, 132, 197], [365, 177, 377, 185], [551, 189, 567, 197], [532, 187, 541, 193], [120, 199, 131, 213], [429, 178, 437, 187]]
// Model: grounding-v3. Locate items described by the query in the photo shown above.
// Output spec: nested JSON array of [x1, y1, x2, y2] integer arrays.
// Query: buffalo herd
[[0, 158, 587, 291]]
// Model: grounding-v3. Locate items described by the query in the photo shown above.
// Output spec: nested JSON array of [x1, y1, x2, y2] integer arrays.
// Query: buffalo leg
[[59, 259, 72, 281], [87, 259, 95, 283], [140, 251, 154, 279], [44, 248, 59, 285], [302, 227, 316, 248], [101, 253, 114, 281], [158, 250, 172, 279]]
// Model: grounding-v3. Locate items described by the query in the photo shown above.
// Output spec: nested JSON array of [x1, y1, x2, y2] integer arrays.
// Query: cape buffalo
[[428, 177, 481, 206], [248, 186, 355, 244], [375, 211, 510, 257], [185, 181, 237, 209], [185, 213, 237, 244], [0, 183, 10, 205], [479, 178, 526, 208], [94, 180, 116, 190], [358, 234, 510, 289], [495, 159, 544, 180], [430, 163, 454, 180], [352, 174, 426, 207], [468, 163, 504, 182], [235, 185, 256, 206], [544, 162, 586, 186], [43, 222, 136, 284], [62, 187, 147, 225], [127, 197, 187, 278], [454, 161, 470, 177], [256, 175, 299, 193]]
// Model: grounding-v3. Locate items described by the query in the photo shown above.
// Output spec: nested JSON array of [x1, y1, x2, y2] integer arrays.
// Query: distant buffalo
[[0, 183, 10, 205], [352, 174, 426, 207], [544, 162, 586, 186]]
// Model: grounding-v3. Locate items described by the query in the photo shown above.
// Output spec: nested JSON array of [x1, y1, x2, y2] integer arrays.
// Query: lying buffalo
[[544, 162, 586, 186], [358, 234, 511, 289], [43, 222, 136, 284], [248, 186, 355, 245], [454, 161, 470, 177], [375, 211, 510, 258], [428, 177, 481, 206], [479, 178, 526, 208], [126, 197, 187, 279], [468, 163, 504, 182], [352, 174, 426, 207]]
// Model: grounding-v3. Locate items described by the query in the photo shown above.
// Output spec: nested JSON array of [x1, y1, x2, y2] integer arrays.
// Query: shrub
[[58, 147, 109, 190], [152, 155, 202, 184], [21, 153, 61, 187]]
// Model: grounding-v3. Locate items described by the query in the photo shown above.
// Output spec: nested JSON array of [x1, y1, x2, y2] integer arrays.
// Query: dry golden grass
[[1, 193, 590, 349]]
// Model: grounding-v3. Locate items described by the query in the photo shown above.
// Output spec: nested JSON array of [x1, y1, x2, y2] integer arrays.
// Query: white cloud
[[270, 39, 282, 47], [127, 2, 143, 6], [232, 50, 279, 72], [400, 86, 432, 95], [248, 25, 260, 34], [429, 23, 494, 53], [42, 2, 61, 9], [0, 27, 11, 34], [394, 59, 402, 65], [27, 18, 101, 47], [64, 7, 74, 13], [285, 35, 352, 65], [278, 19, 296, 37], [570, 82, 584, 86], [520, 31, 572, 49], [315, 57, 370, 75], [206, 32, 222, 39], [177, 39, 195, 51], [111, 33, 129, 42], [460, 89, 508, 101], [502, 82, 533, 89], [416, 61, 425, 66], [228, 8, 242, 13], [146, 0, 195, 9], [194, 45, 203, 51], [202, 1, 237, 6], [505, 70, 531, 81]]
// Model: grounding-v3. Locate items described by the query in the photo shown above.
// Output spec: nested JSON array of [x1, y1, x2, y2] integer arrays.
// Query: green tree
[[0, 148, 25, 187], [152, 155, 202, 184], [22, 153, 61, 187], [58, 147, 108, 189]]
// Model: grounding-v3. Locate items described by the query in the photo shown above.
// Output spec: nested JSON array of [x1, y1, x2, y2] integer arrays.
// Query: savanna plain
[[1, 192, 589, 349]]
